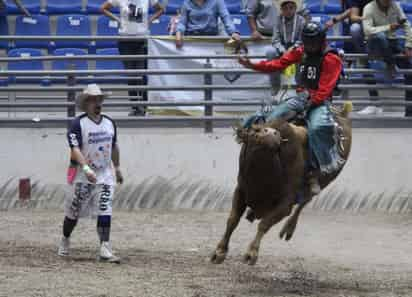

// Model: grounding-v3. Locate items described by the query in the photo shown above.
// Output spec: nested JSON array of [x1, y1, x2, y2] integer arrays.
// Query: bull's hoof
[[210, 250, 227, 264], [242, 252, 258, 265], [279, 221, 296, 241]]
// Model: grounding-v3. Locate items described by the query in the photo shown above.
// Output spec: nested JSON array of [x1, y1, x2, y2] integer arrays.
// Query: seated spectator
[[266, 0, 305, 97], [363, 0, 412, 116], [0, 0, 31, 16], [245, 0, 278, 40], [101, 0, 165, 116], [175, 0, 241, 48], [168, 9, 181, 35]]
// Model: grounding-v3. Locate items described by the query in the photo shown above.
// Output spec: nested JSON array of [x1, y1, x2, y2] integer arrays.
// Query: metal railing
[[1, 35, 412, 130]]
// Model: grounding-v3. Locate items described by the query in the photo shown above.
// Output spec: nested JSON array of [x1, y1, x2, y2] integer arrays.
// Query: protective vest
[[296, 46, 339, 90]]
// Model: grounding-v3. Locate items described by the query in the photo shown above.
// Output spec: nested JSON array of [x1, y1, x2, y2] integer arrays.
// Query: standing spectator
[[363, 0, 412, 116], [0, 0, 31, 16], [58, 84, 124, 262], [101, 0, 165, 116], [175, 0, 241, 48], [266, 0, 305, 97], [245, 0, 278, 40], [349, 0, 382, 114]]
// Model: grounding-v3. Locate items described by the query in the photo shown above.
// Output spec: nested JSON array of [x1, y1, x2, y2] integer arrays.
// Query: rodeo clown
[[58, 84, 124, 263], [238, 21, 344, 196]]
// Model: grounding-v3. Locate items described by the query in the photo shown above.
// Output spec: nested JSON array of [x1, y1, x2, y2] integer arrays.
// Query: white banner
[[148, 38, 271, 103], [148, 38, 298, 111]]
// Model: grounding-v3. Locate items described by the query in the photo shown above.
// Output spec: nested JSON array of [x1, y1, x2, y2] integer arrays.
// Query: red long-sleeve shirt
[[252, 46, 342, 105]]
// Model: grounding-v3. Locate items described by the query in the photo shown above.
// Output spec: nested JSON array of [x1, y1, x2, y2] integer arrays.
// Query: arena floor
[[1, 209, 412, 297]]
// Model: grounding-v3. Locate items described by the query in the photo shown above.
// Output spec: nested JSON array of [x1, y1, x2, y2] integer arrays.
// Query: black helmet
[[302, 21, 326, 54]]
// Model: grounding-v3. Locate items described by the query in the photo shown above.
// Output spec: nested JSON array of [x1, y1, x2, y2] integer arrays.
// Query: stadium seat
[[6, 0, 41, 14], [231, 14, 251, 36], [55, 15, 93, 51], [165, 0, 183, 14], [52, 48, 89, 83], [150, 14, 171, 35], [225, 0, 242, 14], [306, 0, 322, 13], [46, 0, 82, 14], [7, 48, 50, 85], [0, 16, 9, 49], [401, 2, 412, 14], [96, 15, 119, 49], [94, 47, 126, 83], [86, 0, 119, 14], [324, 0, 342, 14], [14, 15, 52, 50]]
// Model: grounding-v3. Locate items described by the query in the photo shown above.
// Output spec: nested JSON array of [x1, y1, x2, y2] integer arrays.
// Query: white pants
[[65, 183, 114, 220]]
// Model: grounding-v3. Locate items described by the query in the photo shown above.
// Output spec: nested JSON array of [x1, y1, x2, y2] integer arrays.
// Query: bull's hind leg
[[279, 192, 312, 241], [243, 200, 292, 265], [211, 185, 246, 264]]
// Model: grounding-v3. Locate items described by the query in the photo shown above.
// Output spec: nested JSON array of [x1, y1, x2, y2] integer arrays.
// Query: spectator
[[175, 0, 241, 48], [0, 0, 31, 16], [245, 0, 278, 40], [363, 0, 412, 116], [349, 0, 382, 115], [168, 9, 181, 35], [266, 0, 305, 97], [58, 84, 124, 263], [101, 0, 165, 116]]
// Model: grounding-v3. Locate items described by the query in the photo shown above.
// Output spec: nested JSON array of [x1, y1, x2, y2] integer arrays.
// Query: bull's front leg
[[279, 191, 312, 241], [211, 185, 246, 264], [243, 199, 293, 265]]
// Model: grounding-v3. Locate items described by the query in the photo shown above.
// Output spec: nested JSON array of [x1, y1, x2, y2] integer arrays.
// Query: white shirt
[[68, 114, 117, 185], [109, 0, 159, 35]]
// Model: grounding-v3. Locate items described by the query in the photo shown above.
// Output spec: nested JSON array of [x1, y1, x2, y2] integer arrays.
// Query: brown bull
[[210, 103, 352, 265]]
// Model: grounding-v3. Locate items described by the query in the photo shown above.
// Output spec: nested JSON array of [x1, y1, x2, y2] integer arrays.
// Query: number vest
[[296, 46, 339, 90]]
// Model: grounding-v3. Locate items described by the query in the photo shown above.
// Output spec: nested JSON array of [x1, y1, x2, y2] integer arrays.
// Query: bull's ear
[[233, 124, 248, 144]]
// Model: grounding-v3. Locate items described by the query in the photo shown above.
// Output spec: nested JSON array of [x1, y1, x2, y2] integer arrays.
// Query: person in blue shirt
[[175, 0, 240, 48]]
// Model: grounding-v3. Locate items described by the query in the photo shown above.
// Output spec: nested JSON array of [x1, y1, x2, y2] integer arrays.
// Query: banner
[[148, 38, 298, 110]]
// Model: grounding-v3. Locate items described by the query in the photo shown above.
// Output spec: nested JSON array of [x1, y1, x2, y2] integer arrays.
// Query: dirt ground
[[1, 209, 412, 297]]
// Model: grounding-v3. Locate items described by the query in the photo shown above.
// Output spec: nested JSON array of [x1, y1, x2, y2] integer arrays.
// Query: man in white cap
[[58, 84, 124, 263]]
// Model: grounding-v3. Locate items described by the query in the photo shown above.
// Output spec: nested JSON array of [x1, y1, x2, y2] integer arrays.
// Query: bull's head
[[235, 124, 284, 150]]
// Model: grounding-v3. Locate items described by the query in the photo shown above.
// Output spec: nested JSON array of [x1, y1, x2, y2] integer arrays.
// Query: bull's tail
[[340, 101, 353, 118]]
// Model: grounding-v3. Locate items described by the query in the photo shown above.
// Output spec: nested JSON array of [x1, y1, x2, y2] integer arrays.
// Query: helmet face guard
[[302, 22, 326, 54]]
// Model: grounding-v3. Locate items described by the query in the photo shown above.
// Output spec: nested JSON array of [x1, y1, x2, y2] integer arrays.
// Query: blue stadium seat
[[46, 0, 82, 14], [96, 15, 119, 49], [401, 2, 412, 14], [52, 48, 89, 83], [231, 14, 250, 36], [306, 0, 322, 13], [324, 0, 342, 14], [94, 47, 126, 83], [0, 16, 9, 49], [225, 0, 242, 14], [165, 0, 183, 14], [14, 15, 52, 50], [310, 14, 329, 26], [7, 48, 50, 85], [96, 48, 123, 70], [150, 15, 171, 35], [55, 15, 93, 51], [52, 48, 88, 71], [86, 0, 119, 14], [6, 0, 41, 14]]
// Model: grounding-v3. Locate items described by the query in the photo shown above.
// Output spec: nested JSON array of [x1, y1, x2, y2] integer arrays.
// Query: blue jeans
[[242, 96, 341, 173], [350, 22, 379, 99], [265, 46, 282, 95], [368, 32, 412, 115]]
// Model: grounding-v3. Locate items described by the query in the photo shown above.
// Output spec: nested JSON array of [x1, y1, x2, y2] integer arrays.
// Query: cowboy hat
[[76, 84, 110, 111], [276, 0, 301, 9]]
